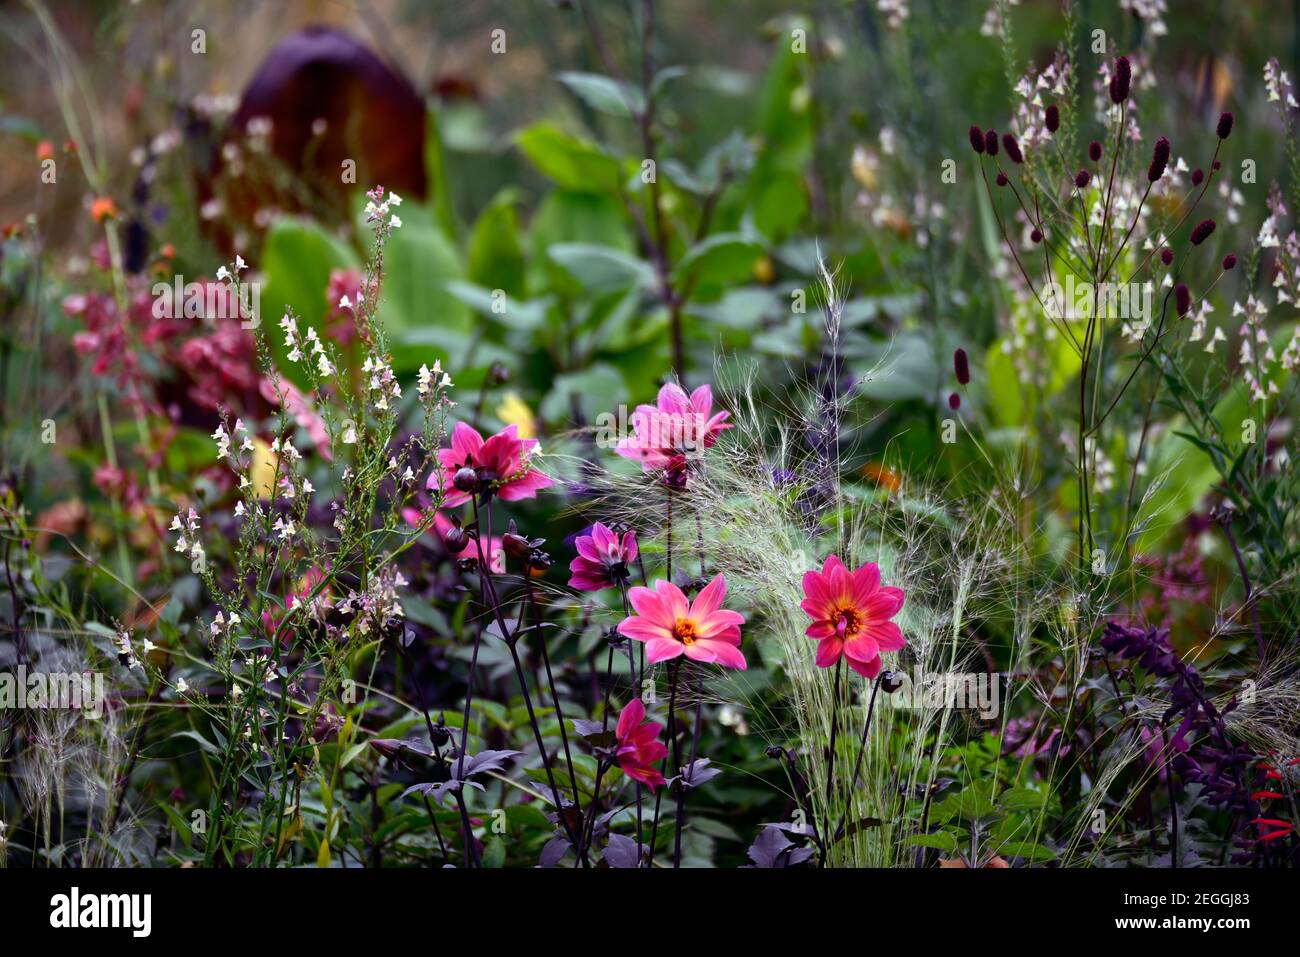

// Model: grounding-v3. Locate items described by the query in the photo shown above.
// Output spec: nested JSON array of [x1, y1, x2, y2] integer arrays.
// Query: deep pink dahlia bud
[[954, 348, 970, 384], [1109, 55, 1131, 104], [1216, 111, 1234, 140], [969, 125, 986, 154], [1045, 103, 1060, 133], [1175, 283, 1191, 317], [1002, 132, 1024, 164], [1148, 136, 1171, 182], [1075, 169, 1091, 189], [984, 129, 999, 156], [1160, 248, 1174, 265], [1190, 218, 1216, 245], [1222, 253, 1237, 270], [1088, 140, 1102, 162]]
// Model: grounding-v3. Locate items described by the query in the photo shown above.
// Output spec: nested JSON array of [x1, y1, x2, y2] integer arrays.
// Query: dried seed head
[[1148, 136, 1171, 182], [1175, 283, 1191, 317], [954, 348, 971, 384], [984, 129, 999, 156], [968, 124, 986, 154], [1109, 55, 1132, 104], [1002, 132, 1024, 164], [1075, 169, 1091, 189], [1045, 103, 1060, 133], [1222, 253, 1237, 270], [1190, 218, 1217, 245], [1088, 140, 1102, 162], [1216, 111, 1234, 140]]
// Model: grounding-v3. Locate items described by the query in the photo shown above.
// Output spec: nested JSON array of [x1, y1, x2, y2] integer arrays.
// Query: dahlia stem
[[834, 673, 883, 848], [673, 666, 703, 868], [820, 659, 844, 868], [647, 656, 681, 868]]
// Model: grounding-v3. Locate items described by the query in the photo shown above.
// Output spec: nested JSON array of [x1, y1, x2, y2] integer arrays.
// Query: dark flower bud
[[880, 670, 905, 694], [948, 392, 961, 410], [1216, 111, 1234, 140], [1190, 218, 1216, 245], [1212, 160, 1222, 170], [487, 361, 510, 385], [968, 124, 986, 154], [1030, 228, 1043, 243], [502, 531, 532, 561], [1045, 103, 1060, 133], [1222, 253, 1237, 270], [1175, 283, 1191, 317], [1074, 169, 1091, 189], [1147, 136, 1171, 182], [995, 172, 1008, 186], [455, 557, 479, 574], [1160, 248, 1174, 265], [526, 548, 553, 574], [1191, 168, 1204, 186], [954, 348, 970, 384], [443, 523, 469, 553], [765, 745, 788, 760], [452, 466, 480, 493], [1088, 140, 1102, 162], [1002, 132, 1024, 163], [984, 129, 999, 156], [1109, 55, 1131, 104]]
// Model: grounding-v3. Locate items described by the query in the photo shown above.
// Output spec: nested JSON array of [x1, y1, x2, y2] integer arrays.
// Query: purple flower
[[568, 522, 638, 592]]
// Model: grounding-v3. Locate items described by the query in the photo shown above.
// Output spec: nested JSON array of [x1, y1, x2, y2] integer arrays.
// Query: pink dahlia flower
[[617, 574, 746, 669], [615, 697, 668, 790], [615, 383, 730, 482], [800, 555, 905, 678], [568, 522, 638, 591], [431, 421, 553, 507]]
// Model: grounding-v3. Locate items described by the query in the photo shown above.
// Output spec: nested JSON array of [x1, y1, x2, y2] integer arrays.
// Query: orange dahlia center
[[673, 617, 697, 645], [833, 605, 861, 639]]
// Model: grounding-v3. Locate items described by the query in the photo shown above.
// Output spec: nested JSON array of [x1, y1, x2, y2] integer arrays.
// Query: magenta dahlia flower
[[431, 421, 552, 507], [617, 574, 746, 669], [800, 556, 905, 678], [615, 383, 730, 482], [614, 697, 668, 790], [568, 522, 638, 591]]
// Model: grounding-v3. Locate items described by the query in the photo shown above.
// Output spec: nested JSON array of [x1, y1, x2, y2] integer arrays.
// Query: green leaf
[[673, 233, 763, 291], [539, 363, 626, 425], [907, 831, 958, 852], [549, 243, 656, 292], [556, 71, 644, 117], [515, 122, 621, 193], [997, 840, 1057, 862], [467, 190, 526, 298]]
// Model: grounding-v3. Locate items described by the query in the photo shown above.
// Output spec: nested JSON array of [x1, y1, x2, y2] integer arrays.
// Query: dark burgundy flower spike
[[1148, 136, 1170, 182], [1190, 219, 1216, 246], [969, 124, 986, 154], [1045, 103, 1060, 133], [1109, 55, 1131, 104]]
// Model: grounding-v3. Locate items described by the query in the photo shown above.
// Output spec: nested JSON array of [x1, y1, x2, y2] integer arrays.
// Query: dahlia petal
[[863, 619, 905, 652], [815, 636, 843, 668], [690, 574, 728, 618], [846, 653, 883, 679], [618, 616, 673, 644], [843, 634, 881, 663], [643, 637, 686, 664], [685, 638, 747, 670]]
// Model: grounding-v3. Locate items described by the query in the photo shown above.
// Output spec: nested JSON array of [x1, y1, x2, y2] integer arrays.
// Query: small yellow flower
[[496, 391, 537, 439]]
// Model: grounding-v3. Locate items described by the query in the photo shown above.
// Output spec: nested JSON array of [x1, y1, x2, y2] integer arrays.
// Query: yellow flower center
[[833, 605, 861, 638], [673, 618, 697, 645]]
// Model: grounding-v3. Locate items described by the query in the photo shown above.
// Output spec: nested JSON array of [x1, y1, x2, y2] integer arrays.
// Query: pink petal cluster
[[615, 383, 730, 482], [800, 556, 905, 678], [432, 421, 553, 507], [617, 575, 746, 669], [568, 522, 638, 592], [615, 698, 668, 790]]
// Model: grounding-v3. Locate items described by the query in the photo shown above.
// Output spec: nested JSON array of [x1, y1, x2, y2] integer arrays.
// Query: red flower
[[614, 698, 668, 791], [568, 522, 637, 591], [432, 421, 553, 507], [800, 555, 905, 678], [617, 575, 746, 669]]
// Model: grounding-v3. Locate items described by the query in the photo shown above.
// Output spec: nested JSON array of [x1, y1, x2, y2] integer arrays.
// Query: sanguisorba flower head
[[615, 382, 731, 482], [617, 574, 747, 669], [432, 421, 552, 507], [801, 556, 905, 679], [568, 522, 638, 591], [615, 698, 669, 790]]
